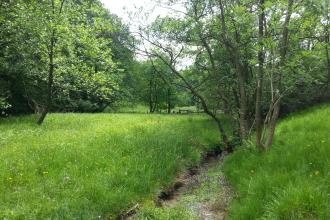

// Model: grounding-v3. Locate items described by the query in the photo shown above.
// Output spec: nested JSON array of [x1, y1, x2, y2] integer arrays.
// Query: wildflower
[[63, 176, 70, 184]]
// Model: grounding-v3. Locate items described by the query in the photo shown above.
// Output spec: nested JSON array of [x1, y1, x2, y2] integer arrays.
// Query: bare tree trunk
[[256, 0, 265, 148]]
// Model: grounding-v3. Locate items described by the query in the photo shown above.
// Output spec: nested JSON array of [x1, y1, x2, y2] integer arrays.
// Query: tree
[[136, 14, 233, 150], [136, 0, 328, 149], [0, 0, 128, 117], [36, 0, 67, 124]]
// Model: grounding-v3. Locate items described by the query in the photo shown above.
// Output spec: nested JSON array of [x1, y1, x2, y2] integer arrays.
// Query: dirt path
[[158, 153, 233, 220]]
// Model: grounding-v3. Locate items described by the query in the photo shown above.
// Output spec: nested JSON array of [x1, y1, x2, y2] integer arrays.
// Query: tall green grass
[[0, 114, 222, 219], [223, 104, 330, 219]]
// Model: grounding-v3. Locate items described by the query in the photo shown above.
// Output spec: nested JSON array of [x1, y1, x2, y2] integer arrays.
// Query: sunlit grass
[[0, 113, 222, 219], [223, 104, 330, 219]]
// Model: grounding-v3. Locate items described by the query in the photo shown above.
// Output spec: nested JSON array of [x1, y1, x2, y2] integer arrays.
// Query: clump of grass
[[0, 114, 223, 219], [223, 104, 330, 219]]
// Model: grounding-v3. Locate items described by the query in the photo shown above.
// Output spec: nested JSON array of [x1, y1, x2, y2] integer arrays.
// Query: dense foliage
[[0, 0, 134, 115]]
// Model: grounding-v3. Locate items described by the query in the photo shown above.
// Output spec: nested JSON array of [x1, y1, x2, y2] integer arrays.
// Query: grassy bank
[[223, 104, 330, 219], [0, 114, 222, 219]]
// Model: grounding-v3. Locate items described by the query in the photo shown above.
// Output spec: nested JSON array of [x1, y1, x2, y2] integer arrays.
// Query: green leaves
[[0, 0, 134, 113], [0, 97, 11, 111]]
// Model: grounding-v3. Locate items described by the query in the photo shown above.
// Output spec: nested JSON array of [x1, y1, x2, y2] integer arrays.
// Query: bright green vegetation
[[0, 114, 223, 219], [224, 105, 330, 219]]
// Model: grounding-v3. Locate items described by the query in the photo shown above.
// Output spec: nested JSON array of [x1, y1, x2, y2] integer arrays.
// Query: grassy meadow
[[0, 114, 223, 219], [223, 104, 330, 219], [2, 106, 329, 220]]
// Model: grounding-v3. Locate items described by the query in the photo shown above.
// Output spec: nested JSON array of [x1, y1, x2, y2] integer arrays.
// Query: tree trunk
[[256, 0, 265, 148], [222, 95, 231, 115], [218, 0, 249, 141], [326, 44, 330, 91], [38, 30, 55, 125], [265, 97, 281, 147], [264, 0, 294, 148], [167, 88, 171, 114], [199, 93, 232, 151], [236, 61, 249, 140], [149, 77, 154, 113], [153, 82, 158, 113], [324, 0, 330, 92], [37, 0, 66, 125]]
